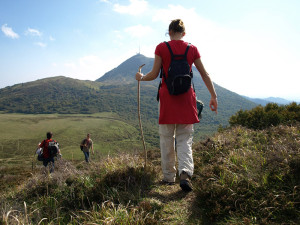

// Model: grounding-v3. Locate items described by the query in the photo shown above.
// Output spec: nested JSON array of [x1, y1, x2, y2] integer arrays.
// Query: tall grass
[[1, 122, 300, 224], [193, 124, 300, 224], [1, 153, 160, 224]]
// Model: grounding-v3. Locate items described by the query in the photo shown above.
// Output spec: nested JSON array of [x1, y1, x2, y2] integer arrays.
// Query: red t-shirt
[[39, 138, 54, 159], [155, 40, 200, 124]]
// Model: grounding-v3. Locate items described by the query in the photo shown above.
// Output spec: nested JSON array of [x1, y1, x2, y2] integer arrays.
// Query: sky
[[1, 0, 300, 101]]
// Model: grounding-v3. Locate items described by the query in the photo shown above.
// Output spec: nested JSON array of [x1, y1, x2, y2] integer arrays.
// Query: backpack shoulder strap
[[42, 139, 46, 147], [159, 66, 163, 78], [164, 41, 174, 59], [184, 43, 191, 59], [165, 41, 191, 59]]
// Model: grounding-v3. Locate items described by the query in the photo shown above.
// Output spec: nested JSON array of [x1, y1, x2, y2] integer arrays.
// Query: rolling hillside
[[0, 54, 257, 141]]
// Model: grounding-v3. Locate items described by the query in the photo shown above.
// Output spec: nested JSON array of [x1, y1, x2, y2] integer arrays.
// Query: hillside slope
[[1, 123, 299, 224], [0, 54, 257, 141]]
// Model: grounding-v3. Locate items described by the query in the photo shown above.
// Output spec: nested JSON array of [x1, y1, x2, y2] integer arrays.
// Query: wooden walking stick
[[137, 64, 147, 169]]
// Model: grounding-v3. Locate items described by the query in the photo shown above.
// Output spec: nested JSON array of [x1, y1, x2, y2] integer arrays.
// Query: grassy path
[[148, 183, 199, 224]]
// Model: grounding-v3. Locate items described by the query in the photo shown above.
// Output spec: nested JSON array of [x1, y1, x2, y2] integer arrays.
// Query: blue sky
[[1, 0, 300, 101]]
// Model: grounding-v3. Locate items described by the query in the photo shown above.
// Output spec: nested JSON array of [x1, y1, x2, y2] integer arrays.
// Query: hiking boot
[[180, 171, 193, 192], [160, 180, 175, 185]]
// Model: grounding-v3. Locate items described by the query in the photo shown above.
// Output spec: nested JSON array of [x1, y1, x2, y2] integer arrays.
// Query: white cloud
[[26, 28, 42, 36], [152, 4, 197, 27], [113, 0, 148, 16], [1, 24, 19, 39], [113, 30, 124, 40], [124, 24, 153, 38], [35, 42, 47, 48], [61, 55, 117, 81], [79, 55, 102, 68], [49, 36, 55, 41], [64, 62, 77, 70]]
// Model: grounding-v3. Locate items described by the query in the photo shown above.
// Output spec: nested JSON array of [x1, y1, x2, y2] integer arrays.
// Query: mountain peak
[[96, 54, 154, 84]]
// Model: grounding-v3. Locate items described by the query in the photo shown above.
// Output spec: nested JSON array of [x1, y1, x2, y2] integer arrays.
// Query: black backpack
[[47, 140, 59, 157], [157, 41, 193, 100], [80, 139, 87, 151]]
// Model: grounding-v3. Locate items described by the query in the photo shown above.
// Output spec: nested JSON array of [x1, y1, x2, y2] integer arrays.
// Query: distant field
[[0, 112, 218, 192], [0, 113, 148, 191]]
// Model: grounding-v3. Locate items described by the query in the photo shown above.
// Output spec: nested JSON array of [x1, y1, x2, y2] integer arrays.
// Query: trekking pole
[[32, 156, 34, 173], [137, 64, 147, 169], [32, 151, 36, 173]]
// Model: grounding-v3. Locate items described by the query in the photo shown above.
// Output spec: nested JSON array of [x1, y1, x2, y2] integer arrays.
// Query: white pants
[[159, 124, 194, 182]]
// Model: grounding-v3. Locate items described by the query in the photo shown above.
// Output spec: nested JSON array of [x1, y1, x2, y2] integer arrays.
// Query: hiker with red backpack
[[135, 19, 218, 192], [38, 131, 60, 173]]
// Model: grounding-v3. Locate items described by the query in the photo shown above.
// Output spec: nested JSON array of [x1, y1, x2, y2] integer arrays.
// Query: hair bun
[[169, 19, 185, 33]]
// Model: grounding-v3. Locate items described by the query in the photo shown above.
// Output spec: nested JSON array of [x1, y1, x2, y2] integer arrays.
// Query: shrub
[[229, 102, 300, 129]]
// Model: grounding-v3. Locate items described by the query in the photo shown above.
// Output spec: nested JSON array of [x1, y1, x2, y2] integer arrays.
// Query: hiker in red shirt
[[39, 132, 60, 173], [135, 19, 218, 192]]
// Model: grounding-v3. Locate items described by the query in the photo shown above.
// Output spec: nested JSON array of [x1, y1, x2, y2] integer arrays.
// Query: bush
[[229, 102, 300, 129]]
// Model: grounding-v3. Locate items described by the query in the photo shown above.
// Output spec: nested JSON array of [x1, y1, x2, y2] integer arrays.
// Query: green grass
[[0, 113, 149, 193], [0, 112, 146, 157], [193, 124, 300, 224], [1, 112, 299, 224]]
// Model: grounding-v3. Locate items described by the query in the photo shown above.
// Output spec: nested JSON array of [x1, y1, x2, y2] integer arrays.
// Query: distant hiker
[[80, 133, 94, 162], [135, 19, 218, 192], [38, 132, 60, 173]]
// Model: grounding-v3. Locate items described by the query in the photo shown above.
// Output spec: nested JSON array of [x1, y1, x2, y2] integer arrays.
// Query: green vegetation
[[229, 102, 300, 129], [1, 103, 299, 224], [1, 124, 299, 224], [194, 124, 300, 224], [0, 113, 148, 193], [0, 60, 257, 141], [0, 76, 155, 117], [6, 63, 300, 223], [1, 154, 159, 224]]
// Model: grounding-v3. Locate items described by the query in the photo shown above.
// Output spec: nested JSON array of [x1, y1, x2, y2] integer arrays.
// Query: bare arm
[[194, 58, 218, 114], [135, 54, 162, 81]]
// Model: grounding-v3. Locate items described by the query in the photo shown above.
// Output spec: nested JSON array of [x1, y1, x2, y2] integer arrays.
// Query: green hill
[[0, 54, 257, 141]]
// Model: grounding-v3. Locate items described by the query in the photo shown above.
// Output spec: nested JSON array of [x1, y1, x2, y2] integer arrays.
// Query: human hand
[[135, 72, 144, 81], [209, 97, 218, 114]]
